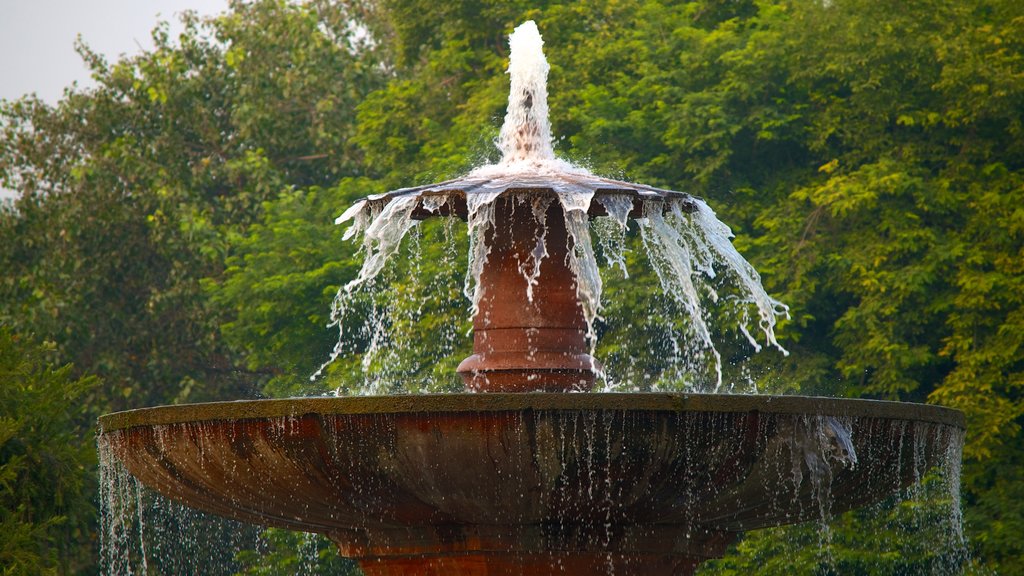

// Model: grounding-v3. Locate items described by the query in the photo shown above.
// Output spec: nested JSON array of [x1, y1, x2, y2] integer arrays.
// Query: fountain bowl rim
[[98, 393, 963, 433]]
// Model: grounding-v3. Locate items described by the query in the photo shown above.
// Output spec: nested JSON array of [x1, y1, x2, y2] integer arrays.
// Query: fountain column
[[453, 21, 600, 391], [457, 195, 598, 392]]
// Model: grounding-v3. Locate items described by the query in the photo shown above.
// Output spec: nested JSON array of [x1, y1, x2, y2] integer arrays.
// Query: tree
[[0, 0, 387, 411], [0, 330, 98, 574]]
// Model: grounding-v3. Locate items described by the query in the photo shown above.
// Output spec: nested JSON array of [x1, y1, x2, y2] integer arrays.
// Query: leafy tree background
[[0, 330, 97, 575], [1, 0, 1021, 573]]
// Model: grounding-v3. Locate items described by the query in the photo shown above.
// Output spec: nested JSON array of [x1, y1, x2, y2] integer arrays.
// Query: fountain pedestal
[[457, 196, 597, 392]]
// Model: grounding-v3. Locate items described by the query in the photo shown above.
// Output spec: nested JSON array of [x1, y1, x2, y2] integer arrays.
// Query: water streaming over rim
[[97, 396, 968, 574], [320, 20, 789, 392]]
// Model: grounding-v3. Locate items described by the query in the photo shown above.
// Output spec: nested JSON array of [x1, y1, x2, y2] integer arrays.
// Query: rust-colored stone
[[100, 394, 963, 575], [457, 194, 598, 391]]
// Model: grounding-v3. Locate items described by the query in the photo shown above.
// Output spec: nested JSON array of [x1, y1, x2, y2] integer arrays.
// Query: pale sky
[[1, 0, 229, 198]]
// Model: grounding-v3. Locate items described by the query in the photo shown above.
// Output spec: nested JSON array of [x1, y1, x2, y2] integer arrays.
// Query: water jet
[[99, 20, 965, 575]]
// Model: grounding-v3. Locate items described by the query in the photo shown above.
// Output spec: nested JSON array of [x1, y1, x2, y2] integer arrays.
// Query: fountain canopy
[[329, 21, 787, 392]]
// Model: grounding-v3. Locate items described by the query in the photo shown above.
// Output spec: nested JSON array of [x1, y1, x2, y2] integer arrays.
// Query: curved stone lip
[[335, 171, 701, 224], [360, 172, 696, 205], [98, 393, 964, 432]]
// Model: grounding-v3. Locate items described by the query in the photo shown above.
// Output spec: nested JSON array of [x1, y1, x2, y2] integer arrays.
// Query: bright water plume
[[498, 20, 555, 164]]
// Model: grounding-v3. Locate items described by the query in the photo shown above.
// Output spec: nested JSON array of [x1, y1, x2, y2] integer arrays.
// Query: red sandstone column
[[456, 194, 598, 392]]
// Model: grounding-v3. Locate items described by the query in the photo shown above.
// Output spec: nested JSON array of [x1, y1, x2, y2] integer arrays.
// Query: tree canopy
[[0, 330, 97, 575]]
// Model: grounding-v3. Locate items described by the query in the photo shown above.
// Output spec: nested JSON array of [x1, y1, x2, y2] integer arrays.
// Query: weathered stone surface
[[100, 393, 962, 575]]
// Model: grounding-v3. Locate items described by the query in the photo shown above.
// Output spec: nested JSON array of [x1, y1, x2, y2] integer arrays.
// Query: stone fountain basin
[[99, 393, 962, 569]]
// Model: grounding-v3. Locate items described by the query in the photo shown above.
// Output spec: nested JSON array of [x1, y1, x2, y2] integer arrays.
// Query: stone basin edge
[[98, 393, 965, 433]]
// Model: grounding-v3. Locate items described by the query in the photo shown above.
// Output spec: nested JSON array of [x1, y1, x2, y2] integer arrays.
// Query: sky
[[1, 0, 228, 198]]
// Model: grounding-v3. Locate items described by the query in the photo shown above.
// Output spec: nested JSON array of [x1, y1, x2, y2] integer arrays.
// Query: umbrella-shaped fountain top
[[99, 21, 965, 576], [325, 21, 786, 393]]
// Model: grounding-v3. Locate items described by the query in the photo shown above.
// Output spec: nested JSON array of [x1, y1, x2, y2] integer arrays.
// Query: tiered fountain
[[99, 21, 964, 575]]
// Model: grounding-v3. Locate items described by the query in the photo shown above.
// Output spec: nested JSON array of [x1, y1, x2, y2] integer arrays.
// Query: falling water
[[99, 433, 253, 575], [98, 426, 354, 575], [99, 409, 968, 574]]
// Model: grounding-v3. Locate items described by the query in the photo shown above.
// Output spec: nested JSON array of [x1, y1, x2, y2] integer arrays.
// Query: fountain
[[99, 21, 965, 575]]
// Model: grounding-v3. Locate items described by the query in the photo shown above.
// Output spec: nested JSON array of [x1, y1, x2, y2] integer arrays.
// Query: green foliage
[[206, 179, 472, 396], [965, 433, 1024, 575], [700, 471, 970, 575], [205, 181, 376, 396], [234, 529, 359, 576], [0, 330, 98, 574], [0, 0, 387, 411], [306, 216, 471, 395]]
